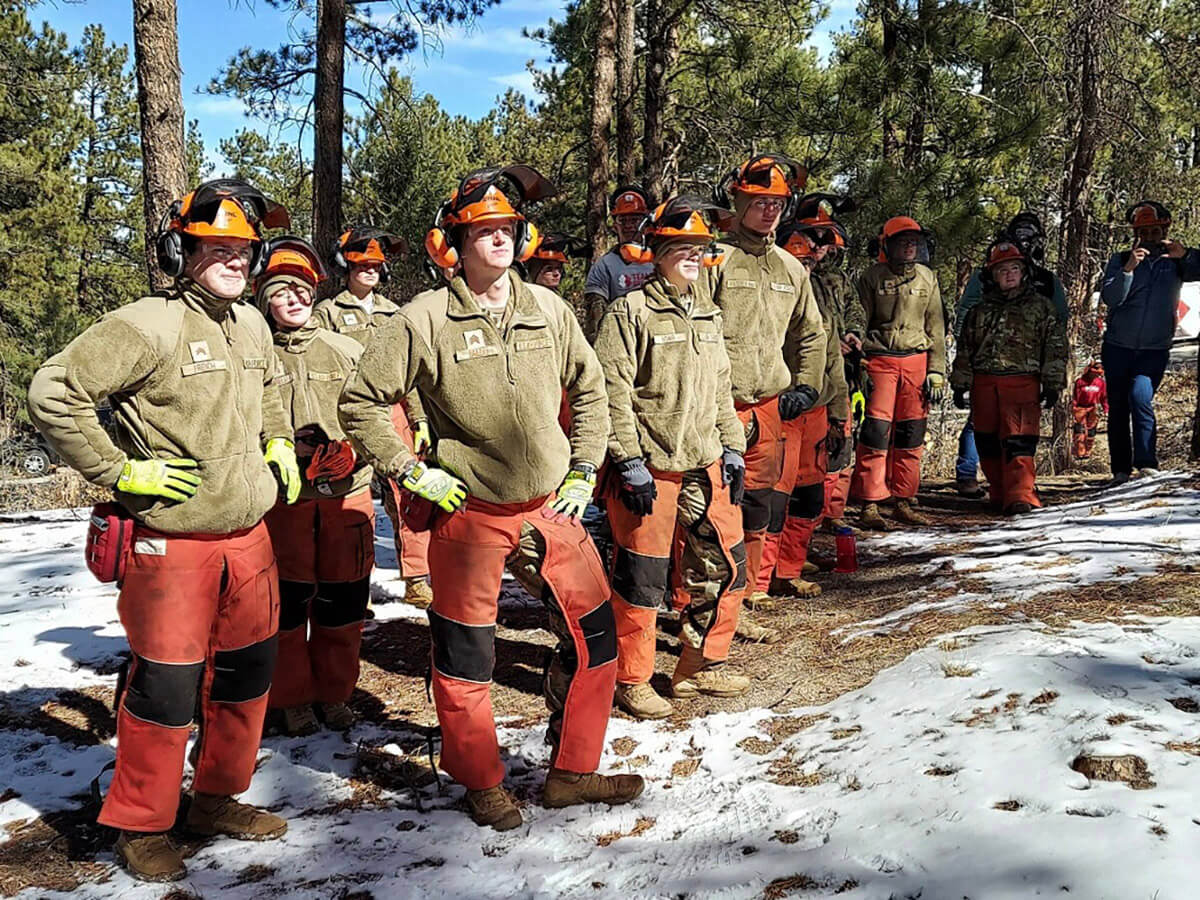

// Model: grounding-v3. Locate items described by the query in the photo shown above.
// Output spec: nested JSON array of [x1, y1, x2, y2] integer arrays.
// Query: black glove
[[953, 387, 969, 410], [721, 447, 745, 506], [1040, 386, 1059, 409], [826, 419, 847, 462], [778, 385, 819, 421], [616, 457, 656, 516]]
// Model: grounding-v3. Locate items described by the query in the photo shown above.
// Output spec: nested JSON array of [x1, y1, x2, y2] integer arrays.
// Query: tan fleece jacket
[[271, 322, 373, 500], [703, 226, 827, 404], [856, 261, 947, 375], [595, 275, 744, 472], [339, 271, 609, 504], [27, 281, 291, 535]]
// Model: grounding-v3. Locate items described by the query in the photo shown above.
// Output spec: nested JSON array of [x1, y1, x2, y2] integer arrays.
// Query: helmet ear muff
[[619, 242, 654, 265], [424, 227, 459, 269], [330, 239, 348, 274], [513, 219, 533, 262], [712, 167, 738, 210], [155, 201, 185, 277], [702, 244, 725, 268]]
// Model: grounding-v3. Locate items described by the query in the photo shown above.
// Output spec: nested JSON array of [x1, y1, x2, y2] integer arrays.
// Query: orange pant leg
[[265, 499, 318, 709], [994, 374, 1042, 509], [738, 397, 785, 592], [972, 376, 1003, 507], [774, 406, 829, 583], [886, 354, 929, 499], [851, 357, 900, 502], [384, 404, 430, 578]]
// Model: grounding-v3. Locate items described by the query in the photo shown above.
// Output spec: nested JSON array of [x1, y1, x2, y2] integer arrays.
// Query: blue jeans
[[956, 415, 979, 481], [1101, 343, 1170, 475]]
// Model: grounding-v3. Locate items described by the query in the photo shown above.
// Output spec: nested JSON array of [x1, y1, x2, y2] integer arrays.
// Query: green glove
[[265, 438, 301, 505], [412, 420, 433, 456], [402, 461, 468, 513], [116, 458, 202, 503], [545, 465, 596, 522]]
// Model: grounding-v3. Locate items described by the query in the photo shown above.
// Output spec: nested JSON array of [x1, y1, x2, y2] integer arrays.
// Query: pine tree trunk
[[586, 0, 617, 263], [615, 0, 637, 185], [132, 0, 186, 290], [313, 0, 346, 291], [1056, 0, 1109, 472], [642, 0, 681, 205]]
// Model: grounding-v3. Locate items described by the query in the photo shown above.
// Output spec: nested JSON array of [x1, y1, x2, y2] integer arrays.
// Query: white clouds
[[193, 96, 249, 118], [488, 69, 540, 98]]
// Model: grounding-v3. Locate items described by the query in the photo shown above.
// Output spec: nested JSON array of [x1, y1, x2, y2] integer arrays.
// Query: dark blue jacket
[[1101, 248, 1200, 351]]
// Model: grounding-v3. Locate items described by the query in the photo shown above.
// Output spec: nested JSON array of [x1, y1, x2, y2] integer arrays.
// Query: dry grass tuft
[[993, 800, 1022, 811], [1106, 713, 1138, 726], [235, 864, 276, 885], [737, 736, 777, 756], [772, 829, 800, 844], [610, 736, 638, 757], [1167, 697, 1200, 713], [763, 874, 823, 898], [670, 758, 701, 779], [924, 765, 959, 777], [762, 714, 828, 741], [1030, 690, 1059, 706], [625, 755, 650, 769], [941, 662, 977, 678], [1071, 753, 1155, 790], [595, 816, 655, 847], [1150, 824, 1168, 837], [1165, 740, 1200, 756], [831, 725, 862, 739], [767, 753, 827, 788]]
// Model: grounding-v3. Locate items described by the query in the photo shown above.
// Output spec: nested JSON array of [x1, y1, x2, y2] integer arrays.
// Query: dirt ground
[[10, 468, 1200, 896]]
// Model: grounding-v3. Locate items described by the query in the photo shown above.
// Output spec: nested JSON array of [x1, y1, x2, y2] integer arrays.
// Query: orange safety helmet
[[777, 225, 815, 261], [985, 240, 1026, 270], [425, 165, 556, 270], [620, 195, 727, 265], [528, 232, 589, 264], [877, 214, 935, 264], [335, 227, 406, 267], [156, 178, 289, 277], [262, 235, 327, 285], [713, 153, 807, 210], [610, 185, 650, 217], [1127, 200, 1171, 229]]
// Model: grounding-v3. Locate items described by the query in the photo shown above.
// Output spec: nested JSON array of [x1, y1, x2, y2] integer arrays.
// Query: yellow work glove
[[544, 465, 597, 523], [851, 390, 866, 426], [412, 420, 433, 456], [924, 373, 946, 403], [116, 458, 202, 503], [402, 461, 468, 513], [264, 438, 301, 505]]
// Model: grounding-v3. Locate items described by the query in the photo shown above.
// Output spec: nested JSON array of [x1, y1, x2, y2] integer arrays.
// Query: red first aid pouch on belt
[[390, 478, 436, 533], [85, 503, 135, 584]]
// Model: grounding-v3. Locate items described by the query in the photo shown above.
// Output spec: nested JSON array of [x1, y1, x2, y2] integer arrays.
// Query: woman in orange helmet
[[255, 237, 376, 737], [594, 196, 749, 720]]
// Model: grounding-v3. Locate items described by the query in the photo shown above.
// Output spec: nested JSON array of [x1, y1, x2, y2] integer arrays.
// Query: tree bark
[[586, 0, 617, 263], [313, 0, 347, 290], [879, 0, 901, 161], [642, 0, 681, 205], [1056, 0, 1108, 472], [615, 0, 637, 185], [132, 0, 186, 290]]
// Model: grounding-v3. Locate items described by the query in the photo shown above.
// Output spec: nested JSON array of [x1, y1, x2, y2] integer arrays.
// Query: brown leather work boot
[[802, 560, 820, 575], [670, 646, 750, 698], [115, 831, 186, 883], [465, 785, 523, 831], [282, 704, 319, 736], [543, 769, 645, 808], [614, 681, 674, 720], [185, 793, 287, 841], [894, 499, 932, 526], [404, 577, 434, 609], [319, 702, 355, 730], [744, 590, 776, 611], [785, 577, 822, 598], [735, 614, 781, 644], [860, 502, 890, 531]]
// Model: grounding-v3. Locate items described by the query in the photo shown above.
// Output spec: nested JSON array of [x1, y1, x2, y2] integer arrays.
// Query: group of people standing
[[24, 157, 1200, 883]]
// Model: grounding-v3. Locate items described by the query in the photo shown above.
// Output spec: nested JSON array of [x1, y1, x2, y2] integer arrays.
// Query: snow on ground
[[3, 477, 1200, 898]]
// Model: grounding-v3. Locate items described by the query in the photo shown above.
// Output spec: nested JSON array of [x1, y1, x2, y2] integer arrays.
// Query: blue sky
[[34, 0, 855, 167]]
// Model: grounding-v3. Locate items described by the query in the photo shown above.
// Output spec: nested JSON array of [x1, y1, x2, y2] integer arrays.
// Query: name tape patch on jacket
[[652, 332, 688, 345], [454, 329, 500, 362]]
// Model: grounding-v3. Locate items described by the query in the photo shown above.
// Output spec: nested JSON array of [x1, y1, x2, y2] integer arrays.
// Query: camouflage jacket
[[950, 284, 1067, 390]]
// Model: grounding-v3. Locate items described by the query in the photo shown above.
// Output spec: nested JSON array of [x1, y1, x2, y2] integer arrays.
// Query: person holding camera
[[1099, 201, 1200, 482]]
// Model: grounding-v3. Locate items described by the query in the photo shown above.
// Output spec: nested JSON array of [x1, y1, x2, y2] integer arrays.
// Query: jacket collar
[[332, 288, 399, 315], [643, 275, 717, 318], [176, 278, 240, 323], [447, 270, 547, 328], [274, 319, 320, 352], [729, 223, 774, 257]]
